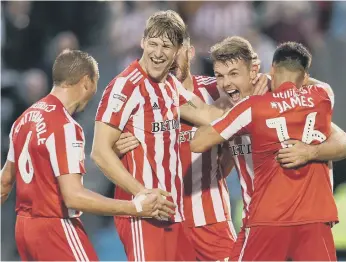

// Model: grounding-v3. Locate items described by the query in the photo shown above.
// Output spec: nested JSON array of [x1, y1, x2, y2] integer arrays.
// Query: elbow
[[91, 147, 104, 166]]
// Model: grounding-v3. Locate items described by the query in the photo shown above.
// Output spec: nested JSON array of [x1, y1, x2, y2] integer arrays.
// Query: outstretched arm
[[180, 96, 225, 127]]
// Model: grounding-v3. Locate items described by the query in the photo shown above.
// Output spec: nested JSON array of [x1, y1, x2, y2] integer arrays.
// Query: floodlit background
[[1, 1, 346, 260]]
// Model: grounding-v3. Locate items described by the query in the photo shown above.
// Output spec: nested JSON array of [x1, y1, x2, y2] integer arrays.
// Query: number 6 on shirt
[[18, 131, 34, 184], [266, 112, 326, 148]]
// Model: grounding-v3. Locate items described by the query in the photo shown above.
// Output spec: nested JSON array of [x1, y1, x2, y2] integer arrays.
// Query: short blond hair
[[144, 10, 187, 47], [210, 36, 260, 68]]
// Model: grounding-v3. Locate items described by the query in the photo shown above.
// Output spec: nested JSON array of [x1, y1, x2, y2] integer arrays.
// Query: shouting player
[[191, 42, 341, 261], [208, 36, 346, 260], [0, 50, 174, 261], [91, 10, 225, 261]]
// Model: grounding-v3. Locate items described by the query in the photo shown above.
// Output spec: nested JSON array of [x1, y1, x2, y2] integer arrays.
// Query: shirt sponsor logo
[[151, 119, 179, 133], [179, 130, 195, 142], [228, 141, 252, 156]]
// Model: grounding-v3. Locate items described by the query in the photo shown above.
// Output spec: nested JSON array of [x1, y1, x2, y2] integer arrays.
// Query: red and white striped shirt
[[8, 94, 85, 218], [228, 135, 254, 228], [212, 82, 338, 226], [180, 75, 232, 227], [95, 60, 193, 222]]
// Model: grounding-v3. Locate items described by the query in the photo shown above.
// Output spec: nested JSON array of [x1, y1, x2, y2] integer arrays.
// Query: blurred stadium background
[[1, 1, 346, 261]]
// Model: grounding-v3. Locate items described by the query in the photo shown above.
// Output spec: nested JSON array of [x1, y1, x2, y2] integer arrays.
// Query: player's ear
[[269, 66, 274, 81], [140, 38, 145, 49], [303, 73, 310, 86], [250, 66, 257, 81], [80, 75, 90, 90], [189, 45, 195, 60]]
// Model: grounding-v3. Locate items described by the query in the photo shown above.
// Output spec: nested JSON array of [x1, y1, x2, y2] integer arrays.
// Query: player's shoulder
[[304, 83, 333, 95], [167, 73, 181, 87], [304, 83, 334, 106], [193, 75, 220, 98], [107, 61, 146, 93]]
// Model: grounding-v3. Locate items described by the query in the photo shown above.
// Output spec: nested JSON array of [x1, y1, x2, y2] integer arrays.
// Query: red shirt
[[180, 76, 231, 227], [212, 82, 337, 226], [95, 60, 193, 222], [8, 94, 86, 218]]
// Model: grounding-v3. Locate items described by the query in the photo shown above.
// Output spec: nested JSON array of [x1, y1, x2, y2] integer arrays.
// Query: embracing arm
[[310, 123, 346, 161], [190, 125, 226, 153], [277, 123, 346, 168], [180, 96, 225, 127]]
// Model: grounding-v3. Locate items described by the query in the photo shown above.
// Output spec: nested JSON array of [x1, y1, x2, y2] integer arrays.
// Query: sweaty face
[[142, 36, 179, 82], [214, 59, 254, 105], [171, 46, 189, 82]]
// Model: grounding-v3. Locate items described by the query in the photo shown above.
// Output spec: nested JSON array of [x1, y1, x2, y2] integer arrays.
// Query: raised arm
[[277, 123, 346, 168], [180, 95, 225, 126]]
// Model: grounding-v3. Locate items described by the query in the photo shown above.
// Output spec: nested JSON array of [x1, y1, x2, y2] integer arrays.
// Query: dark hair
[[272, 42, 312, 72], [52, 49, 99, 86], [210, 36, 260, 67], [143, 10, 187, 47]]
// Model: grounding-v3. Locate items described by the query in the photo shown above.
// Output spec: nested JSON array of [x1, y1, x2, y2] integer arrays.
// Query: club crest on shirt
[[111, 93, 127, 112]]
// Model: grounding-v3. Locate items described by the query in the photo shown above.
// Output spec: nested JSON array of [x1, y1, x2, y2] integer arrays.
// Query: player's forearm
[[181, 98, 225, 127], [1, 161, 16, 204], [64, 187, 137, 216], [91, 147, 145, 196], [309, 123, 346, 162], [1, 184, 13, 204], [190, 125, 221, 153], [206, 104, 225, 124]]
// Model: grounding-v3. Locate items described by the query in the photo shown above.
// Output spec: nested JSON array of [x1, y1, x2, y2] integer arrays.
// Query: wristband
[[132, 194, 147, 212]]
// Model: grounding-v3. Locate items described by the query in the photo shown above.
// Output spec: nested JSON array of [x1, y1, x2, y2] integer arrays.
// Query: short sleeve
[[7, 124, 15, 163], [211, 96, 253, 140], [46, 123, 86, 176], [95, 77, 140, 130], [317, 83, 334, 109]]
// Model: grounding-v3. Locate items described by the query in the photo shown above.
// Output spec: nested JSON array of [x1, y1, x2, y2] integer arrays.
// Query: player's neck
[[273, 78, 300, 92], [50, 86, 79, 115], [182, 72, 194, 92]]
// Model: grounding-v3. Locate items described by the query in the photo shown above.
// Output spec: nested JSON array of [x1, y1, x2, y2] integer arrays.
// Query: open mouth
[[227, 89, 241, 102], [151, 57, 165, 65]]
